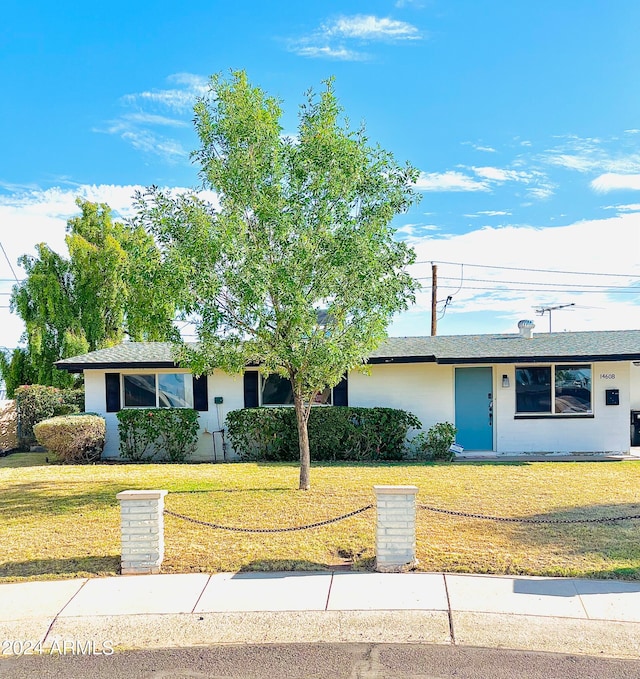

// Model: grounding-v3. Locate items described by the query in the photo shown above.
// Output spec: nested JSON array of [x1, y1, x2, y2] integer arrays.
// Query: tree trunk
[[294, 392, 311, 490]]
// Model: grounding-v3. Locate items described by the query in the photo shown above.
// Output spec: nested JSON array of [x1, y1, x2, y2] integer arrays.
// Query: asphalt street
[[2, 643, 640, 679]]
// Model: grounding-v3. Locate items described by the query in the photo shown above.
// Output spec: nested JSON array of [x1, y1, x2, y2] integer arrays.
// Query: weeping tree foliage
[[5, 199, 179, 391], [135, 71, 420, 490], [0, 347, 35, 398]]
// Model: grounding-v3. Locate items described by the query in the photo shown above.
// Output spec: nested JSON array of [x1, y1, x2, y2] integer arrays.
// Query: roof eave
[[435, 353, 640, 364], [367, 355, 437, 365], [55, 360, 179, 373]]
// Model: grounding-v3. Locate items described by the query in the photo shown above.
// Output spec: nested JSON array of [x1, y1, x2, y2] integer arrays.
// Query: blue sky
[[1, 0, 639, 349]]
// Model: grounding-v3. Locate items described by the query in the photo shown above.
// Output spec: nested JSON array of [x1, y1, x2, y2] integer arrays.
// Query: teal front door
[[455, 367, 493, 451]]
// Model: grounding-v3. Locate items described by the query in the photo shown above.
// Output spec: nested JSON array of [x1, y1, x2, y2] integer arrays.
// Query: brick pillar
[[116, 490, 168, 575], [374, 485, 418, 573]]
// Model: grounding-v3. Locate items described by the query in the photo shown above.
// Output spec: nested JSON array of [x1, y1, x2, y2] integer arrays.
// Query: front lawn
[[1, 454, 640, 582]]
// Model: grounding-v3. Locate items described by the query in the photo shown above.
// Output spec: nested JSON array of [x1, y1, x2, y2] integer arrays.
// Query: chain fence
[[163, 494, 640, 533], [164, 504, 373, 533], [418, 504, 640, 525]]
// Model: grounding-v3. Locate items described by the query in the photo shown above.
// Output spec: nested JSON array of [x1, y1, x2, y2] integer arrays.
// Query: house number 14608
[[600, 373, 616, 379]]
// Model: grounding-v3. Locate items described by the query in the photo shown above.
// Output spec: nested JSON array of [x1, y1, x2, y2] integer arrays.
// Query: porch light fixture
[[502, 374, 510, 388]]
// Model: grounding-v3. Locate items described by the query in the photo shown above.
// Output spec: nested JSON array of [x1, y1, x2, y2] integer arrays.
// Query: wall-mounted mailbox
[[605, 389, 619, 406]]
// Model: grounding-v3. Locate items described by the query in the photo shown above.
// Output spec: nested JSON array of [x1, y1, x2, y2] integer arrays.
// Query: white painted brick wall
[[374, 485, 418, 572], [116, 490, 167, 575]]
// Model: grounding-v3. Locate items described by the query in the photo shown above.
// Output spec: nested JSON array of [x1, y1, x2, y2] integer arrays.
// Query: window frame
[[121, 371, 194, 409], [514, 363, 593, 418], [258, 373, 333, 407]]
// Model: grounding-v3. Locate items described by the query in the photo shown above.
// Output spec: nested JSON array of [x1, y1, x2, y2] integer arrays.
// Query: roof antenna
[[534, 303, 575, 333]]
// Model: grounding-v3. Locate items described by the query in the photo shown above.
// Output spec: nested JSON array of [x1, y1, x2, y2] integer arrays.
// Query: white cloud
[[0, 184, 220, 347], [473, 145, 496, 153], [396, 223, 440, 237], [121, 113, 189, 128], [526, 186, 554, 200], [101, 73, 206, 160], [292, 45, 368, 61], [398, 213, 640, 334], [414, 171, 489, 192], [122, 130, 187, 160], [472, 166, 531, 183], [591, 173, 640, 193], [545, 153, 598, 172], [100, 122, 188, 161], [477, 210, 511, 217], [324, 15, 421, 40], [122, 73, 209, 113], [603, 203, 640, 212], [287, 14, 420, 60], [541, 135, 640, 174]]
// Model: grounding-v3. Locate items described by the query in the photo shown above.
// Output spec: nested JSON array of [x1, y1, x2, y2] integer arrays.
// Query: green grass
[[1, 453, 640, 582]]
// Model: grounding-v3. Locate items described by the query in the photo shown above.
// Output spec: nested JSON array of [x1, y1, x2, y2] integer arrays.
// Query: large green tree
[[136, 71, 420, 489], [6, 199, 178, 391]]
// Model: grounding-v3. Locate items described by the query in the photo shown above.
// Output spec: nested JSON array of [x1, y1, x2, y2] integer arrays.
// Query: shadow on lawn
[[170, 487, 292, 494], [0, 555, 120, 581], [421, 501, 640, 580], [239, 558, 360, 573], [0, 481, 124, 519]]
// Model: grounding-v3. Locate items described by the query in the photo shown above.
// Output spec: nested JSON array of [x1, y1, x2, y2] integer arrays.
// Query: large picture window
[[515, 365, 591, 415], [123, 373, 193, 408], [261, 374, 332, 406]]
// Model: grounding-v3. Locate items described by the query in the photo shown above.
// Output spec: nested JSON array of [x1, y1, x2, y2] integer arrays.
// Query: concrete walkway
[[2, 572, 640, 659]]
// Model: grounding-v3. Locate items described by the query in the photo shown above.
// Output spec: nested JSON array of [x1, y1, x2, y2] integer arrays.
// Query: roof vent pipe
[[517, 319, 535, 339]]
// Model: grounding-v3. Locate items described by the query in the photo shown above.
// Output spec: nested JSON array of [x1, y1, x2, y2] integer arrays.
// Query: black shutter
[[333, 374, 348, 406], [243, 371, 259, 408], [105, 373, 121, 412], [193, 374, 209, 411]]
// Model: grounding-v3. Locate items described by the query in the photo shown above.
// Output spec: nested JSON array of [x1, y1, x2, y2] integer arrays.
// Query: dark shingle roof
[[55, 330, 640, 372], [368, 330, 640, 364], [56, 342, 180, 372]]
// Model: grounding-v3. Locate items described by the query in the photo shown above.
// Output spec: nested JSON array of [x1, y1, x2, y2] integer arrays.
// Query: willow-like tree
[[7, 199, 178, 391], [136, 71, 420, 490]]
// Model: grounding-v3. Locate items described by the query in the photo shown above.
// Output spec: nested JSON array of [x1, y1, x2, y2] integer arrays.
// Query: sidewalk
[[1, 571, 640, 659]]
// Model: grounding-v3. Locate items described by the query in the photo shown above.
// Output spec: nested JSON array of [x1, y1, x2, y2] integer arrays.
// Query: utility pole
[[534, 303, 575, 332], [430, 263, 437, 336]]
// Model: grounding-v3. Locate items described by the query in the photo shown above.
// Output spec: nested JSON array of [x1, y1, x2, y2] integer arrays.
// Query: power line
[[412, 260, 639, 279], [0, 243, 20, 284], [433, 285, 640, 294], [420, 275, 640, 291]]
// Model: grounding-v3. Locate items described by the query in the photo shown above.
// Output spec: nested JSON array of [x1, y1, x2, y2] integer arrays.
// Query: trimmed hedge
[[226, 406, 421, 462], [116, 408, 200, 462], [34, 414, 105, 464], [15, 385, 85, 448]]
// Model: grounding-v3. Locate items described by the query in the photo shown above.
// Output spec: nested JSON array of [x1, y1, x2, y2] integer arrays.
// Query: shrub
[[15, 385, 85, 448], [34, 414, 105, 464], [412, 422, 458, 461], [226, 406, 421, 462], [116, 408, 200, 462]]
